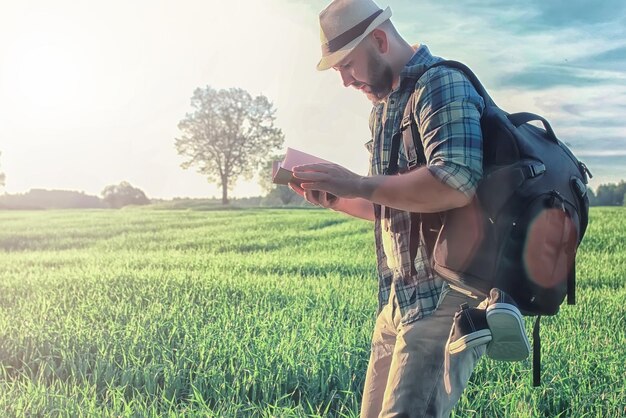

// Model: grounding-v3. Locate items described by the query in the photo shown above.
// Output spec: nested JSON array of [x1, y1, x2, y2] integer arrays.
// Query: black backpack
[[386, 60, 592, 386]]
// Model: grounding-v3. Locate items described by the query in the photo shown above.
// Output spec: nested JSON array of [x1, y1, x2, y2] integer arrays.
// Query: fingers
[[292, 170, 328, 182], [290, 180, 325, 206], [300, 182, 334, 199], [304, 190, 322, 206], [319, 191, 339, 208], [291, 180, 325, 195], [290, 180, 338, 208], [288, 181, 305, 197], [290, 171, 341, 208], [293, 163, 333, 173]]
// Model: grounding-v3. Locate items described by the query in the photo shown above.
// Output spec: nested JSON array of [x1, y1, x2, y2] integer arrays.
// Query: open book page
[[272, 148, 334, 185]]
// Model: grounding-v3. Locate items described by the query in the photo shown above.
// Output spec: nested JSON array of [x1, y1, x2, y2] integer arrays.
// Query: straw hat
[[317, 0, 392, 71]]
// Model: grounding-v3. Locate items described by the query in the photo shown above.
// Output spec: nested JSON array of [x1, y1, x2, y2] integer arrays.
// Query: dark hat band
[[322, 9, 384, 55]]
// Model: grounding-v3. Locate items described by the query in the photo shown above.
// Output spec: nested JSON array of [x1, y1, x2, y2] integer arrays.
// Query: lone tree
[[175, 87, 284, 205], [101, 181, 150, 209]]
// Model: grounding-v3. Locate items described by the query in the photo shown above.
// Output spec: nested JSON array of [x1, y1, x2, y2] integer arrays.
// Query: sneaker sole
[[449, 330, 492, 354], [485, 303, 530, 361]]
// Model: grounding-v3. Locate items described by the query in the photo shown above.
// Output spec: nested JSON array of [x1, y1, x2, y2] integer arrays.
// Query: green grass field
[[0, 207, 624, 417]]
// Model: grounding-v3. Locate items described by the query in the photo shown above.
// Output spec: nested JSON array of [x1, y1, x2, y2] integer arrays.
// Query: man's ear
[[370, 28, 389, 54]]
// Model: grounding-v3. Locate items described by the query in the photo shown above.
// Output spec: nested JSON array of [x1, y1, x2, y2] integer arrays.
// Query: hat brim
[[317, 6, 392, 71]]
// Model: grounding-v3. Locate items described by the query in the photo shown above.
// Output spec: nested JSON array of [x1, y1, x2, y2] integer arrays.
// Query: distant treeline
[[0, 189, 305, 210], [0, 189, 107, 210], [0, 183, 153, 210], [2, 182, 625, 210], [588, 181, 626, 206]]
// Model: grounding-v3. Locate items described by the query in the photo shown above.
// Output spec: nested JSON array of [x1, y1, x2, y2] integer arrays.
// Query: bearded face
[[362, 48, 394, 104], [334, 38, 395, 105], [346, 46, 394, 104]]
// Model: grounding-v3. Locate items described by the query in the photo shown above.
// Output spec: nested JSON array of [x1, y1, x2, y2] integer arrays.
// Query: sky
[[0, 0, 625, 199]]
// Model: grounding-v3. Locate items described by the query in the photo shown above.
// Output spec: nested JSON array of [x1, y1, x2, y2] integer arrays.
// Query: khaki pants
[[360, 287, 486, 418]]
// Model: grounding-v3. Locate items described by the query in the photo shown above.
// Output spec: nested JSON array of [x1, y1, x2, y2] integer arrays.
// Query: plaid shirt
[[365, 45, 484, 324]]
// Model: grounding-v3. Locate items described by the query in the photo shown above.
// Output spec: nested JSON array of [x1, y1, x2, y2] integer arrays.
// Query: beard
[[354, 50, 394, 105]]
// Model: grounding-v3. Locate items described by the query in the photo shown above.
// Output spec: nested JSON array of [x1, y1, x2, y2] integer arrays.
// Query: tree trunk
[[221, 178, 229, 205], [280, 185, 294, 205]]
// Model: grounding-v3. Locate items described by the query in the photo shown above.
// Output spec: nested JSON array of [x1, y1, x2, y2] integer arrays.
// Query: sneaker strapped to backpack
[[449, 288, 530, 361], [485, 288, 531, 361], [448, 302, 492, 355]]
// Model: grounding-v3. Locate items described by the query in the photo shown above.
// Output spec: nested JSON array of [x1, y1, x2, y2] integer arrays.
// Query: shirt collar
[[375, 44, 441, 106], [398, 44, 442, 83]]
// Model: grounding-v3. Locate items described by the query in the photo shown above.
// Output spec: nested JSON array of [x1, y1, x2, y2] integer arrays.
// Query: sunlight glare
[[1, 19, 89, 126]]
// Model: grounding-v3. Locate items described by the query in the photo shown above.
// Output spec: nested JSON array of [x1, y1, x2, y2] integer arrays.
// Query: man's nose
[[340, 70, 355, 88]]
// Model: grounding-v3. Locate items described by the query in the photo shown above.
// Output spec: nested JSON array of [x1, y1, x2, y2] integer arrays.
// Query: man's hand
[[289, 173, 376, 221], [294, 163, 472, 213], [289, 180, 339, 209], [292, 163, 364, 199]]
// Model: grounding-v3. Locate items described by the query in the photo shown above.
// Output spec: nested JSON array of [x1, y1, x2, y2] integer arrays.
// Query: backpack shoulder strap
[[401, 92, 426, 170], [400, 90, 439, 276], [428, 60, 496, 107], [385, 82, 426, 176], [386, 60, 492, 275], [387, 59, 495, 176]]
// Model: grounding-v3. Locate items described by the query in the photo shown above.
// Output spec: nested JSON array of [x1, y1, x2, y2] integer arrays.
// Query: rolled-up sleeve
[[412, 67, 484, 197]]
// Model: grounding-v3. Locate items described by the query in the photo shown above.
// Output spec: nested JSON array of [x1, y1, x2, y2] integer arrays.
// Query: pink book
[[272, 148, 334, 185]]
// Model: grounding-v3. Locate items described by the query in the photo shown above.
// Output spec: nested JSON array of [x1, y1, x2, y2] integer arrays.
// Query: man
[[290, 0, 517, 417]]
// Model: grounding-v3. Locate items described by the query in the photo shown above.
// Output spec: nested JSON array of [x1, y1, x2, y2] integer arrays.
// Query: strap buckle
[[524, 163, 546, 178], [407, 159, 420, 170], [579, 161, 593, 181], [401, 115, 412, 130]]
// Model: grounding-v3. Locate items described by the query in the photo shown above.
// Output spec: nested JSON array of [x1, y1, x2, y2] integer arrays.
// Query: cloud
[[575, 150, 626, 157], [497, 65, 614, 89], [577, 154, 626, 190], [571, 118, 626, 129], [569, 45, 626, 72], [537, 92, 626, 118], [455, 0, 626, 31], [567, 136, 626, 152]]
